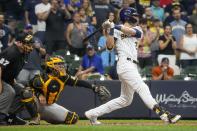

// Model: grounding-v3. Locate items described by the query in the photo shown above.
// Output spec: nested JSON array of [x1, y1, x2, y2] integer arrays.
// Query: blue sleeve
[[97, 56, 104, 74], [98, 36, 106, 47], [81, 56, 86, 69], [133, 28, 142, 38], [64, 0, 70, 4]]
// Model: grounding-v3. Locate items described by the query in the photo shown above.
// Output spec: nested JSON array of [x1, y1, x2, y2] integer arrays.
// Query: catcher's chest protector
[[40, 75, 65, 105]]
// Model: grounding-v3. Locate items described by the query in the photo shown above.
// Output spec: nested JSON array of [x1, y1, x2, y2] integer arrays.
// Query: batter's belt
[[118, 57, 139, 65], [126, 58, 139, 65]]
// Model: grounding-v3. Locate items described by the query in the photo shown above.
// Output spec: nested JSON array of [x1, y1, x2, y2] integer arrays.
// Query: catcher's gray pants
[[37, 101, 69, 124], [0, 82, 15, 114]]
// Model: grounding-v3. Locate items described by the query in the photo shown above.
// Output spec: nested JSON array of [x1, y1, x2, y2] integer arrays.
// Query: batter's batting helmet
[[119, 7, 139, 23]]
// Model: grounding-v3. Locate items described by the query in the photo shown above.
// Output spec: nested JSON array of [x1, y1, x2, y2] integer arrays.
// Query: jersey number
[[0, 58, 10, 66]]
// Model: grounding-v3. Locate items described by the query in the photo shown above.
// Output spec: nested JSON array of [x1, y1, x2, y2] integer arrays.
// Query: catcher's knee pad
[[65, 112, 79, 124], [21, 87, 34, 103]]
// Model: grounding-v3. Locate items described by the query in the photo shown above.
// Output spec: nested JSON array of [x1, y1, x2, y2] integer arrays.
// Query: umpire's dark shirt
[[45, 9, 65, 41], [0, 44, 24, 85]]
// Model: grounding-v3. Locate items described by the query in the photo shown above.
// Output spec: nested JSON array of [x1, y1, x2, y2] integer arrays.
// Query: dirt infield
[[77, 120, 197, 126]]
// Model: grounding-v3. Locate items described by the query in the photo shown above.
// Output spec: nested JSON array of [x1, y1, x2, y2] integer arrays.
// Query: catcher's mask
[[16, 33, 34, 54], [45, 55, 66, 76]]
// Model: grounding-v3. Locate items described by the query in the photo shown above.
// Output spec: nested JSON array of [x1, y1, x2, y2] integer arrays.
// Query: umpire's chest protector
[[40, 75, 65, 105]]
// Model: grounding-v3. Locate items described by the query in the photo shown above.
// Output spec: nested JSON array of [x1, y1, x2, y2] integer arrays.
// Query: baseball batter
[[85, 7, 181, 125]]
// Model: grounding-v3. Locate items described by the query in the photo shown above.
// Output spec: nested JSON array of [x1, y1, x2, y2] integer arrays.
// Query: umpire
[[0, 32, 35, 125]]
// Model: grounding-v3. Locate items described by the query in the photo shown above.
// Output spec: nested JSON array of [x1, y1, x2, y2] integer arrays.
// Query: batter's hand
[[102, 19, 114, 29]]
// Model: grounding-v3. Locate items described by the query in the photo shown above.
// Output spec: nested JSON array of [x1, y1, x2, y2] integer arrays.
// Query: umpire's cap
[[15, 32, 34, 45]]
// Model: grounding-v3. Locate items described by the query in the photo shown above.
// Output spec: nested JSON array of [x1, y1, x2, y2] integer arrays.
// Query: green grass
[[0, 120, 197, 131]]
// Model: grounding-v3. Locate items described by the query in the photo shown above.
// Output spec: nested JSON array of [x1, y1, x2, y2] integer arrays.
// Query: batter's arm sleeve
[[114, 25, 142, 38]]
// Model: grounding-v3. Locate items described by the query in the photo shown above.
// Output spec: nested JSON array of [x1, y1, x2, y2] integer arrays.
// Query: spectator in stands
[[4, 0, 24, 21], [79, 7, 92, 28], [158, 24, 176, 66], [152, 57, 174, 80], [35, 0, 51, 43], [150, 0, 165, 21], [139, 0, 151, 7], [66, 12, 87, 57], [98, 12, 116, 69], [82, 0, 97, 26], [79, 6, 96, 45], [110, 0, 123, 9], [65, 0, 82, 13], [180, 0, 196, 16], [170, 8, 187, 45], [17, 25, 46, 85], [0, 14, 12, 51], [106, 61, 118, 80], [189, 3, 197, 33], [164, 3, 188, 25], [129, 0, 144, 16], [93, 0, 114, 28], [179, 23, 197, 68], [142, 6, 154, 28], [159, 0, 172, 8], [24, 0, 41, 34], [149, 19, 164, 65], [44, 0, 70, 57], [164, 0, 186, 18], [138, 18, 153, 69], [75, 44, 104, 80]]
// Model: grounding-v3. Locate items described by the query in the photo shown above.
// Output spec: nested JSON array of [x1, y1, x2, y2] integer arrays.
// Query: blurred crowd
[[0, 0, 197, 80]]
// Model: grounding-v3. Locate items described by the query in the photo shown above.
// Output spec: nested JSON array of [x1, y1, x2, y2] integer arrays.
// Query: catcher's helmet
[[45, 55, 66, 76], [119, 7, 139, 23]]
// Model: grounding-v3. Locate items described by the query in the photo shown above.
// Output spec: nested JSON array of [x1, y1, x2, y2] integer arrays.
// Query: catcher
[[28, 55, 111, 124]]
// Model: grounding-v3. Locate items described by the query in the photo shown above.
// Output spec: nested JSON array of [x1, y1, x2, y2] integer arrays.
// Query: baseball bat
[[82, 26, 103, 43]]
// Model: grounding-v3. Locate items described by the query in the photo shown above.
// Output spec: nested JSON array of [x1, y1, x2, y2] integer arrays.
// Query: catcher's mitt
[[94, 85, 111, 103]]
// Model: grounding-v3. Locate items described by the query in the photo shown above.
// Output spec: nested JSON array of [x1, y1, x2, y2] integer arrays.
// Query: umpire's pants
[[0, 82, 15, 114]]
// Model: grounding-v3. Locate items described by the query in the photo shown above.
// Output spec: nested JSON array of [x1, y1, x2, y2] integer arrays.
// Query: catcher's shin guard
[[65, 112, 79, 124]]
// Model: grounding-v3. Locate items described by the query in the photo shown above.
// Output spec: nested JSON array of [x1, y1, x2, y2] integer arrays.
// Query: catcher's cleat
[[28, 114, 40, 125], [85, 111, 102, 125]]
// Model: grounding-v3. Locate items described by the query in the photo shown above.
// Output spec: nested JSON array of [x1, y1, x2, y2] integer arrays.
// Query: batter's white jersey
[[113, 26, 143, 61], [85, 24, 158, 120]]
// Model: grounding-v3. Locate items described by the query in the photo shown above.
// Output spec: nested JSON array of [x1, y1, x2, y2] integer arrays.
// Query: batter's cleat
[[160, 112, 170, 123], [85, 111, 102, 125], [168, 114, 181, 124]]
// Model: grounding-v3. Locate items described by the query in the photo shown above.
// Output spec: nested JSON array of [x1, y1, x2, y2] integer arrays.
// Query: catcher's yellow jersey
[[30, 73, 78, 105]]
